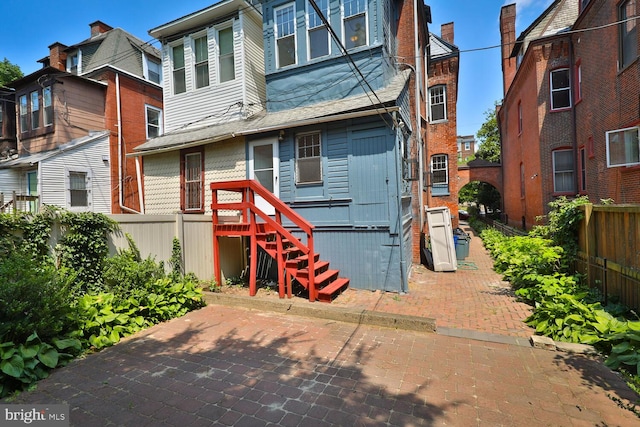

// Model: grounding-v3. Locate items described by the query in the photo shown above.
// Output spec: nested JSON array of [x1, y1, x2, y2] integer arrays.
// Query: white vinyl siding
[[162, 15, 265, 133], [39, 134, 111, 213]]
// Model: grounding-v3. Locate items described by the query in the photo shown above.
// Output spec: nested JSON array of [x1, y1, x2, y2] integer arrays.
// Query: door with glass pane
[[26, 171, 38, 213], [249, 138, 279, 216]]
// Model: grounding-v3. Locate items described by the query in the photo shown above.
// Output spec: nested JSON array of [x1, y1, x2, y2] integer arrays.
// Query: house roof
[[6, 66, 107, 90], [429, 33, 458, 59], [67, 27, 161, 76], [132, 70, 411, 156], [510, 0, 578, 58], [149, 0, 261, 40], [0, 131, 109, 169]]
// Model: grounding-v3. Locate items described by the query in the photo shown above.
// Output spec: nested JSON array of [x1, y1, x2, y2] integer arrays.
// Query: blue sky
[[1, 0, 552, 138]]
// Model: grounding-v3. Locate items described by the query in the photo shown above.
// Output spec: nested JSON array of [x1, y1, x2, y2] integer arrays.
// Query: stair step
[[297, 261, 330, 279], [285, 253, 319, 268], [312, 268, 338, 285], [317, 278, 350, 303]]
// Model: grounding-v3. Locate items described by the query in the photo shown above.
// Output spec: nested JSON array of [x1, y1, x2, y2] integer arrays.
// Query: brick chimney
[[441, 22, 454, 44], [48, 42, 68, 71], [89, 21, 113, 37], [500, 4, 517, 95]]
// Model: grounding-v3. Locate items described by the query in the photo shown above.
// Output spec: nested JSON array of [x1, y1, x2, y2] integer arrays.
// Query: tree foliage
[[0, 58, 23, 86], [475, 104, 501, 163]]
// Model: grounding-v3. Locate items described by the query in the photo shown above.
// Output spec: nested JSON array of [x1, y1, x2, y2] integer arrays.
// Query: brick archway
[[457, 159, 502, 194]]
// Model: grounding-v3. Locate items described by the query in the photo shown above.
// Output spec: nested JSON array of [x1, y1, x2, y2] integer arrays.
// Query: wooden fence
[[574, 204, 640, 310], [108, 214, 245, 283]]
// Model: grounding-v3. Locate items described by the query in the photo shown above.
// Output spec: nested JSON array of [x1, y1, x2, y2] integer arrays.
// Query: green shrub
[[0, 251, 74, 343]]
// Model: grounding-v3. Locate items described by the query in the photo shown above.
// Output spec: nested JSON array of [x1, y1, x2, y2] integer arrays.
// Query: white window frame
[[192, 31, 210, 89], [552, 149, 575, 193], [66, 50, 81, 75], [307, 0, 330, 60], [295, 131, 323, 185], [606, 126, 640, 167], [430, 154, 449, 195], [30, 90, 39, 130], [550, 68, 571, 110], [428, 85, 447, 122], [171, 42, 186, 95], [145, 105, 163, 139], [144, 54, 162, 85], [43, 86, 53, 126], [275, 3, 297, 68], [342, 0, 367, 50], [19, 95, 27, 132], [217, 24, 236, 83], [66, 168, 91, 210]]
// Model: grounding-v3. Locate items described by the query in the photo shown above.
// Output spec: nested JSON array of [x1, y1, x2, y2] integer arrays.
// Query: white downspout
[[116, 72, 142, 214]]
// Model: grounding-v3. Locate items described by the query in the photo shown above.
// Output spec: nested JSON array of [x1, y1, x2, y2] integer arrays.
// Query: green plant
[[56, 211, 119, 293], [0, 250, 75, 343], [102, 234, 165, 298], [515, 273, 581, 305], [169, 237, 183, 281], [0, 332, 81, 398]]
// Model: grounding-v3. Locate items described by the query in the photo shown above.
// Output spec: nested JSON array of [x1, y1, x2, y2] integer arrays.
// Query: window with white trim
[[296, 132, 322, 184], [606, 126, 640, 167], [19, 95, 27, 132], [552, 149, 575, 193], [68, 170, 90, 208], [43, 86, 53, 126], [275, 4, 296, 68], [620, 0, 638, 69], [30, 91, 39, 130], [194, 34, 210, 89], [428, 85, 446, 121], [67, 51, 80, 74], [218, 26, 235, 82], [308, 0, 329, 59], [146, 105, 162, 139], [172, 44, 186, 94], [550, 68, 571, 110], [430, 154, 449, 196], [146, 57, 162, 84], [343, 0, 366, 49]]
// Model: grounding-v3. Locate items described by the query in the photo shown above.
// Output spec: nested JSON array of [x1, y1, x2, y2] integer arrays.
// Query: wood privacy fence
[[108, 214, 245, 283], [574, 204, 640, 310]]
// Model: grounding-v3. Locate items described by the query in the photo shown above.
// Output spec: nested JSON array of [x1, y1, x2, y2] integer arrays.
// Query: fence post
[[581, 204, 594, 287]]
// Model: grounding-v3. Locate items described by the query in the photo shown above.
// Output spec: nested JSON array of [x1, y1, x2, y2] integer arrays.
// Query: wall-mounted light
[[278, 130, 285, 142]]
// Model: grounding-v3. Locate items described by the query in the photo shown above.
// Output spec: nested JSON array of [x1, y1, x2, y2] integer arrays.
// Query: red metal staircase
[[210, 180, 349, 303]]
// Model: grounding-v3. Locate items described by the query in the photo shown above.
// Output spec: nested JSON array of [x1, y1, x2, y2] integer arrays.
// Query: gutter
[[127, 106, 400, 158]]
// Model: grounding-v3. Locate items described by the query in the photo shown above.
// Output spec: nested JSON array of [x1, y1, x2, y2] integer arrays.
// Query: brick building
[[572, 0, 640, 203], [498, 0, 579, 229], [426, 23, 460, 227], [499, 0, 640, 231], [457, 135, 475, 163]]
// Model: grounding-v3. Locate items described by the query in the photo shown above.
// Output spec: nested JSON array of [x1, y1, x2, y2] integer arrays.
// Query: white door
[[426, 206, 457, 272], [248, 138, 279, 216]]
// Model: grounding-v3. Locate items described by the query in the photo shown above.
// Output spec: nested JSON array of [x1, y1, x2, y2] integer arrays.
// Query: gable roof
[[0, 131, 110, 169], [510, 0, 578, 58], [132, 70, 411, 156], [66, 27, 161, 77], [429, 33, 458, 60]]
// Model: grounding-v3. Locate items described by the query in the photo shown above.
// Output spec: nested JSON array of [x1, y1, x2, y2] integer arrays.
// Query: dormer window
[[343, 0, 367, 50], [146, 56, 162, 84], [67, 51, 81, 74]]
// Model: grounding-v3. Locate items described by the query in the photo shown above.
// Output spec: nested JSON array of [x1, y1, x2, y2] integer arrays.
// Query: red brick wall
[[427, 53, 459, 229], [573, 2, 640, 204], [97, 70, 163, 213]]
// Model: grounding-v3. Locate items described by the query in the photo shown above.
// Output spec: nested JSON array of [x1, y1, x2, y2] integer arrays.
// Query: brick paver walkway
[[4, 223, 639, 425], [331, 224, 534, 339]]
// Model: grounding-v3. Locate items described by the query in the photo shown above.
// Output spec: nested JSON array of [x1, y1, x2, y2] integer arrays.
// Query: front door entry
[[249, 138, 279, 216]]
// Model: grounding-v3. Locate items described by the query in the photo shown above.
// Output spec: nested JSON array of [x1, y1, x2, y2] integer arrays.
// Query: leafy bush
[[0, 250, 75, 343], [0, 332, 81, 398], [102, 234, 165, 298]]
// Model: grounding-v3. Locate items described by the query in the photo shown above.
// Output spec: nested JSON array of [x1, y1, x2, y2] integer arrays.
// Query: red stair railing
[[210, 180, 317, 301]]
